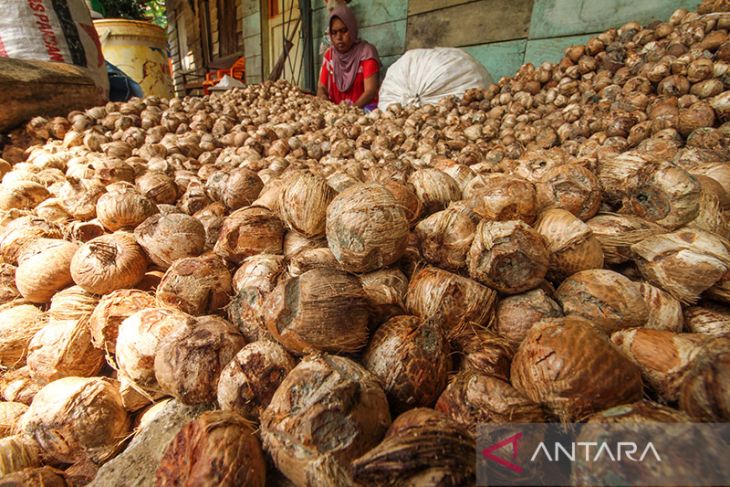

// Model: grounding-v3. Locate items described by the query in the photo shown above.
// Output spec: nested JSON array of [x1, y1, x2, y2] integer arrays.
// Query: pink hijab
[[329, 6, 380, 92]]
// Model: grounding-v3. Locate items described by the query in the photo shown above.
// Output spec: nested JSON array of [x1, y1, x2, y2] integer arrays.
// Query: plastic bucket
[[93, 19, 173, 98]]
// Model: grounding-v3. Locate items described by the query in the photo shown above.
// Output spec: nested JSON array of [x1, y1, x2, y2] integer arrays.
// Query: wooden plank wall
[[242, 0, 263, 83], [404, 0, 704, 81], [167, 0, 204, 96], [167, 0, 708, 96]]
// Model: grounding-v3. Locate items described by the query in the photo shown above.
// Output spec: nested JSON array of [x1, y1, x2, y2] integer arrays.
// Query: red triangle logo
[[482, 432, 525, 474]]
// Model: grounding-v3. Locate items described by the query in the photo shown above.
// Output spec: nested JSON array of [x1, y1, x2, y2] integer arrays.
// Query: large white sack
[[0, 0, 108, 96], [378, 47, 493, 112]]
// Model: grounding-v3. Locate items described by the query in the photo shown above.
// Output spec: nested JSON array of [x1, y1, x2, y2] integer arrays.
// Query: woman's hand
[[316, 83, 329, 100], [354, 73, 379, 108]]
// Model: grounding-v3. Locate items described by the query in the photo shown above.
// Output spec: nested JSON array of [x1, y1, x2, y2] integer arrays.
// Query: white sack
[[378, 47, 493, 112], [0, 0, 108, 96], [210, 74, 245, 91]]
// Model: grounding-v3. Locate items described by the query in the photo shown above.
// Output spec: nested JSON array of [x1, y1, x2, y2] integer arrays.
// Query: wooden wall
[[242, 0, 263, 83], [405, 0, 704, 81], [166, 0, 708, 96], [308, 0, 705, 88]]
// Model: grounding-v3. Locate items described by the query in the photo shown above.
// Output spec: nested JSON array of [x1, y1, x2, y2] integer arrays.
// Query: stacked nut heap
[[1, 4, 730, 487]]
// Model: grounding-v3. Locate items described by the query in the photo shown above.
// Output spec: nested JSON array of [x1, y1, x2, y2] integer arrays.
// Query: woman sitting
[[317, 6, 381, 111]]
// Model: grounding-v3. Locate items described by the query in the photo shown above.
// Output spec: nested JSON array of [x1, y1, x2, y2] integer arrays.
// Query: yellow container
[[93, 19, 173, 98]]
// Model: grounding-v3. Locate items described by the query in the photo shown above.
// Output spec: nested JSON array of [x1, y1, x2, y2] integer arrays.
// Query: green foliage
[[98, 0, 167, 28], [145, 0, 168, 29]]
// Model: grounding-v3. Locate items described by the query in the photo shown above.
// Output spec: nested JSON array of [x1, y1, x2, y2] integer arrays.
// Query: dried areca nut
[[0, 216, 62, 265], [278, 171, 336, 238], [135, 171, 178, 204], [232, 254, 285, 295], [217, 340, 295, 420], [586, 400, 690, 423], [597, 151, 654, 205], [33, 198, 69, 223], [383, 180, 422, 224], [282, 230, 325, 258], [556, 269, 648, 334], [264, 268, 370, 355], [214, 206, 284, 264], [406, 266, 497, 336], [222, 168, 264, 211], [511, 316, 643, 421], [96, 184, 158, 231], [684, 304, 730, 337], [18, 377, 129, 464], [156, 410, 266, 487], [468, 220, 550, 294], [57, 178, 105, 221], [678, 101, 716, 137], [119, 376, 160, 412], [610, 328, 707, 401], [688, 177, 730, 238], [64, 219, 105, 243], [535, 209, 604, 281], [586, 213, 663, 264], [115, 308, 194, 396], [27, 318, 104, 384], [156, 253, 232, 316], [0, 402, 27, 437], [407, 168, 462, 215], [465, 174, 537, 224], [178, 181, 211, 215], [680, 337, 730, 421], [436, 371, 545, 435], [326, 183, 409, 273], [362, 316, 451, 413], [450, 325, 514, 380], [639, 281, 684, 332], [134, 213, 205, 269], [287, 247, 342, 277], [632, 228, 730, 304], [70, 233, 148, 294], [0, 435, 40, 476], [0, 303, 45, 369], [0, 367, 41, 405], [261, 354, 391, 487], [48, 285, 98, 322], [690, 163, 730, 201], [0, 466, 67, 486], [693, 174, 730, 210], [352, 408, 474, 487], [415, 203, 479, 272], [252, 178, 284, 214], [535, 163, 602, 220], [0, 182, 49, 211], [574, 401, 697, 486], [512, 149, 571, 183], [624, 163, 701, 230], [706, 271, 730, 304], [495, 288, 564, 348], [135, 269, 165, 293], [0, 264, 20, 305], [155, 315, 245, 405], [15, 238, 77, 303], [193, 202, 226, 250], [89, 289, 156, 354], [359, 268, 408, 327]]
